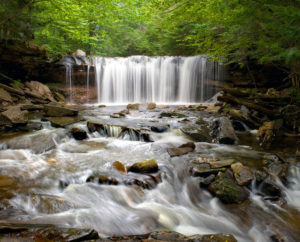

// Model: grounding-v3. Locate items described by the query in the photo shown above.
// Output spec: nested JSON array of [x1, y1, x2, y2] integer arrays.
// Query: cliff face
[[0, 40, 65, 84]]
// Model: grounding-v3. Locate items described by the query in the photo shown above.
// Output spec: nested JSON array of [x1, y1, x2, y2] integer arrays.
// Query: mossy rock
[[128, 158, 159, 174], [208, 171, 249, 204]]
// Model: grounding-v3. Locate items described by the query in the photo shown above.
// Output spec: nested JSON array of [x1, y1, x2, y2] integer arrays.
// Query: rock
[[113, 161, 127, 173], [0, 88, 12, 102], [53, 92, 65, 103], [25, 81, 55, 102], [5, 129, 67, 154], [167, 142, 195, 157], [43, 116, 82, 128], [0, 106, 28, 125], [20, 104, 44, 111], [160, 112, 186, 118], [281, 104, 300, 132], [151, 125, 169, 133], [208, 171, 249, 204], [259, 178, 282, 197], [98, 105, 106, 108], [258, 121, 275, 148], [191, 233, 237, 242], [86, 175, 119, 185], [128, 158, 159, 174], [127, 103, 139, 110], [0, 83, 25, 96], [18, 121, 43, 132], [231, 162, 254, 186], [157, 105, 169, 109], [71, 127, 87, 140], [190, 164, 226, 177], [210, 117, 238, 144], [199, 174, 216, 187], [208, 159, 235, 169], [255, 170, 268, 184], [147, 103, 156, 110], [44, 104, 78, 117], [75, 49, 86, 57], [181, 124, 212, 142]]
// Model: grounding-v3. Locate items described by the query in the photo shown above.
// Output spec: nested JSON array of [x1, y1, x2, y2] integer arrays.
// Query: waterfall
[[65, 63, 73, 103], [66, 55, 224, 104]]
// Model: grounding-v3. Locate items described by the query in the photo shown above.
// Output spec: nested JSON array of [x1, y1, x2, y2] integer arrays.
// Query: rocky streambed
[[0, 84, 299, 241]]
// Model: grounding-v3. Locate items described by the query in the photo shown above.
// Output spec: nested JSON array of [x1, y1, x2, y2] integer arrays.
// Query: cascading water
[[65, 55, 223, 104]]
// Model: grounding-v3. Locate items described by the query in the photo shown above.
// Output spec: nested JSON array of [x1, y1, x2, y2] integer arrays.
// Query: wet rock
[[113, 161, 127, 173], [128, 158, 159, 174], [44, 104, 78, 117], [18, 121, 43, 132], [25, 81, 55, 102], [231, 120, 247, 132], [181, 124, 212, 142], [167, 142, 195, 157], [199, 174, 216, 187], [258, 121, 275, 148], [281, 104, 300, 131], [147, 103, 156, 110], [0, 88, 12, 102], [210, 117, 238, 144], [43, 116, 82, 128], [151, 125, 169, 133], [190, 164, 226, 177], [259, 178, 282, 197], [20, 104, 44, 111], [191, 233, 237, 242], [207, 159, 235, 169], [0, 106, 28, 125], [0, 83, 25, 96], [71, 127, 87, 140], [157, 105, 169, 109], [53, 92, 65, 103], [255, 170, 268, 184], [231, 162, 254, 186], [208, 171, 249, 204], [87, 175, 119, 185], [5, 129, 67, 154], [98, 105, 106, 108], [127, 103, 139, 110], [160, 112, 186, 118]]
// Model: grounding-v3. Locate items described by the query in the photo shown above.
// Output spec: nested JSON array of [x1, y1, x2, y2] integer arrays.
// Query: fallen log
[[218, 94, 277, 117]]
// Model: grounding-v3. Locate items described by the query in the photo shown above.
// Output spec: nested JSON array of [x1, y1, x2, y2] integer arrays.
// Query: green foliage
[[0, 0, 299, 70]]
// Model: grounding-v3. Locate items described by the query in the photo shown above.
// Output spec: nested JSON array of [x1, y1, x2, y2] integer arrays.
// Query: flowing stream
[[0, 106, 299, 241]]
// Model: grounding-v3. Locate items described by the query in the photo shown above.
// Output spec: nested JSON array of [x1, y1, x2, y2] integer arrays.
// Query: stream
[[0, 105, 299, 241]]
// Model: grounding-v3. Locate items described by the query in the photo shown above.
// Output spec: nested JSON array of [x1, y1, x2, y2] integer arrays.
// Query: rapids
[[0, 106, 299, 241]]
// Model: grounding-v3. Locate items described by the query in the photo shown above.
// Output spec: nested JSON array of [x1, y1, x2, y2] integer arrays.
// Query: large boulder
[[231, 162, 254, 186], [208, 171, 249, 204], [44, 104, 78, 117], [25, 81, 55, 102], [128, 158, 159, 174], [210, 117, 238, 144]]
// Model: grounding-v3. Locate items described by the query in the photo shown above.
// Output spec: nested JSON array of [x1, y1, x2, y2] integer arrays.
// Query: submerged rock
[[208, 171, 249, 204], [44, 104, 78, 117], [71, 127, 87, 140], [210, 117, 238, 144], [207, 159, 235, 169], [167, 142, 195, 157], [128, 158, 159, 174], [231, 162, 254, 186], [5, 129, 67, 154]]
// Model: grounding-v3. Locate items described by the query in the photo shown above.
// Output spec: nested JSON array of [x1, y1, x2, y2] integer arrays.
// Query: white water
[[67, 55, 222, 104], [0, 107, 299, 241]]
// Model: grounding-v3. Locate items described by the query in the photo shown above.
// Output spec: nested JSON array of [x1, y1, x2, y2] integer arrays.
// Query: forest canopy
[[0, 0, 299, 69]]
